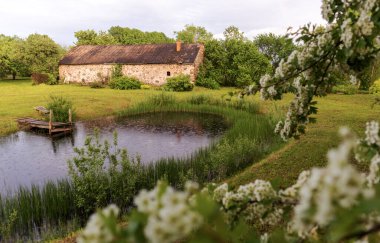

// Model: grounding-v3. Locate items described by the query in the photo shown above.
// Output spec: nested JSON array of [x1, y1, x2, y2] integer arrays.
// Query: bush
[[90, 81, 105, 89], [31, 73, 58, 85], [111, 64, 123, 79], [369, 79, 380, 94], [109, 76, 142, 90], [31, 73, 49, 84], [68, 131, 140, 216], [331, 84, 359, 95], [141, 84, 151, 90], [195, 77, 220, 89], [46, 96, 76, 122], [46, 73, 59, 85], [164, 74, 194, 92]]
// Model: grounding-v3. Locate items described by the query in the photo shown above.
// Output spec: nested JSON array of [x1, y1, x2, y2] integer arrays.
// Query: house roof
[[59, 44, 202, 65]]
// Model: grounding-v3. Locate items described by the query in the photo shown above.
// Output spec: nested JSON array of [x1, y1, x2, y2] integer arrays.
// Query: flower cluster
[[77, 204, 120, 243], [292, 129, 374, 237], [212, 180, 283, 230], [258, 0, 380, 140], [134, 181, 203, 243]]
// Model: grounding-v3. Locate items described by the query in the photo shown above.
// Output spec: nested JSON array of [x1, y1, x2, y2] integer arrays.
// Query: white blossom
[[77, 204, 120, 243], [365, 121, 380, 146]]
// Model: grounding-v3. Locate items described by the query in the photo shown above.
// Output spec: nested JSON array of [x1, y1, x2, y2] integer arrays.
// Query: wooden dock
[[17, 109, 74, 135]]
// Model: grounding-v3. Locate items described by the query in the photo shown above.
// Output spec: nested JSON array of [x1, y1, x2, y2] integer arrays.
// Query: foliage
[[370, 79, 380, 94], [164, 74, 194, 91], [31, 73, 49, 84], [75, 27, 174, 45], [195, 76, 220, 89], [331, 84, 359, 95], [0, 35, 29, 79], [24, 34, 65, 74], [46, 95, 76, 122], [250, 0, 380, 140], [46, 73, 58, 85], [111, 64, 123, 79], [198, 32, 272, 88], [254, 33, 298, 70], [67, 130, 141, 216], [109, 76, 142, 90], [174, 24, 213, 43]]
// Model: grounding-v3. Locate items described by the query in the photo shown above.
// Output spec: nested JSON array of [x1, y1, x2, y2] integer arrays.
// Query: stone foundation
[[59, 62, 200, 86]]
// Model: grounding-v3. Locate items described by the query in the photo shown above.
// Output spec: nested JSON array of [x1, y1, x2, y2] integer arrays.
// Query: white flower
[[213, 183, 228, 202], [134, 189, 159, 214], [365, 121, 380, 146], [78, 204, 120, 243], [341, 19, 353, 48]]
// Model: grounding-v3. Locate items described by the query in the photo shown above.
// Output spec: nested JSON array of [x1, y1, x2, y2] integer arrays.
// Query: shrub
[[68, 131, 140, 216], [109, 76, 142, 90], [331, 84, 359, 95], [369, 79, 380, 94], [164, 74, 194, 92], [46, 96, 76, 122], [195, 77, 220, 89], [46, 73, 59, 85], [90, 81, 105, 89], [31, 73, 58, 85], [31, 73, 49, 84], [141, 84, 151, 90], [111, 64, 123, 79]]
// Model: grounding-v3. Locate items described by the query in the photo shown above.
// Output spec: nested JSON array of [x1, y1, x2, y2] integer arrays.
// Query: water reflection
[[0, 112, 228, 193]]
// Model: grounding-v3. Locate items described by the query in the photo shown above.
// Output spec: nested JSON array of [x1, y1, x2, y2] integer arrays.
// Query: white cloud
[[0, 0, 325, 45]]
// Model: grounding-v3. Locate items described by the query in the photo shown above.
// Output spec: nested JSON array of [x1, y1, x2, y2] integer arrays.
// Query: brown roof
[[59, 44, 202, 65]]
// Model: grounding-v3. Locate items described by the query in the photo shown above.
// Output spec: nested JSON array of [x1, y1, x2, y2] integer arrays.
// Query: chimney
[[176, 40, 181, 52]]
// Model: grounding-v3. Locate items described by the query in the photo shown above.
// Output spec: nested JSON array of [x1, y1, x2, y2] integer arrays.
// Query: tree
[[0, 35, 29, 79], [223, 25, 246, 41], [75, 27, 174, 45], [254, 33, 297, 70], [174, 25, 213, 43], [197, 28, 271, 88], [24, 34, 65, 74]]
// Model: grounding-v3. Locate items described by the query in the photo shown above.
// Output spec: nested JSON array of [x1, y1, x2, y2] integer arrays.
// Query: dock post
[[69, 109, 72, 124], [49, 110, 53, 135]]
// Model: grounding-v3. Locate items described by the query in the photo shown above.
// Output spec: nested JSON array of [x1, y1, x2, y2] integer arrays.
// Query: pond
[[0, 112, 228, 194]]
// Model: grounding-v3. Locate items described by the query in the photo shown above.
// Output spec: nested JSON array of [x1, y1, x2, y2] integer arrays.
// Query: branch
[[340, 223, 380, 241]]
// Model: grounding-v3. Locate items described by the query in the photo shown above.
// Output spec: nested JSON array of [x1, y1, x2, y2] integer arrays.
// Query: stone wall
[[59, 62, 198, 86]]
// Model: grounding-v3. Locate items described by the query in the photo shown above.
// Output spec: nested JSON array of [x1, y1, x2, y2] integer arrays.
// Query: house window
[[167, 71, 171, 76]]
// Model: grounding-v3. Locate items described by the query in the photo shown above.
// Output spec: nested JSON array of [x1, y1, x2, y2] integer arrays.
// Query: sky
[[0, 0, 325, 46]]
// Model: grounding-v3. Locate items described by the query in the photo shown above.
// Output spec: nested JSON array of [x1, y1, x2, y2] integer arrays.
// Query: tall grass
[[0, 93, 282, 240]]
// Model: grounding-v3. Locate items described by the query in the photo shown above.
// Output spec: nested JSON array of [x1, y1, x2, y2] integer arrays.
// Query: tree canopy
[[75, 27, 174, 45], [174, 24, 213, 43], [254, 33, 297, 70]]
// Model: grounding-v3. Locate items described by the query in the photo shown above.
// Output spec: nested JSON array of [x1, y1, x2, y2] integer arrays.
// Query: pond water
[[0, 112, 228, 194]]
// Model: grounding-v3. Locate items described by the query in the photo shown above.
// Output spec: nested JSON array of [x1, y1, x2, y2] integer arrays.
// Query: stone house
[[58, 42, 204, 85]]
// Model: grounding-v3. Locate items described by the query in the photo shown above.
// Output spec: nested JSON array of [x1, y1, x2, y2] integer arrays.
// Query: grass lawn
[[228, 93, 380, 187], [0, 79, 236, 136], [1, 78, 379, 188]]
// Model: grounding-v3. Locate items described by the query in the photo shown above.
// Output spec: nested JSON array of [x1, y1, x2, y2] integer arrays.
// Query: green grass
[[228, 93, 380, 188], [0, 79, 237, 136]]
